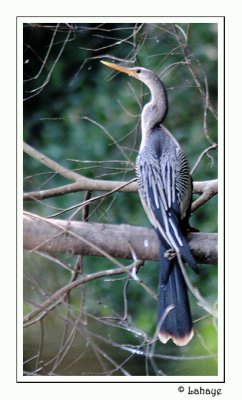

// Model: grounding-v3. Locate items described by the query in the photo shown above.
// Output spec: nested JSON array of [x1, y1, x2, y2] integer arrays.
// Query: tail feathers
[[157, 258, 194, 346]]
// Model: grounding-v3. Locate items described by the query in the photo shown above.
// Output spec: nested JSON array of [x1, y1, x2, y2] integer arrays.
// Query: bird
[[101, 60, 198, 346]]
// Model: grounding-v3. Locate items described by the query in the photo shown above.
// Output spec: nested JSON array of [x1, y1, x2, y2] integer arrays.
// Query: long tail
[[157, 243, 194, 346]]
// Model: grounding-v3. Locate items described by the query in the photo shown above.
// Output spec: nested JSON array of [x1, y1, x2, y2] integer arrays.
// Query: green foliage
[[23, 22, 218, 377]]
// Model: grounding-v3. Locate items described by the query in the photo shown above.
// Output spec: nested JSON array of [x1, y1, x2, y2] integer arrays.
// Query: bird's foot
[[164, 248, 176, 260]]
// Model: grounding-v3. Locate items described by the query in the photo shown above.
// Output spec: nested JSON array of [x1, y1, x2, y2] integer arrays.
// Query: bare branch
[[173, 24, 217, 121], [23, 141, 137, 200], [24, 25, 73, 101], [23, 141, 85, 182], [23, 262, 134, 327], [23, 176, 138, 201], [191, 179, 218, 212], [24, 141, 217, 215], [191, 144, 218, 175], [23, 212, 218, 265], [24, 172, 217, 213]]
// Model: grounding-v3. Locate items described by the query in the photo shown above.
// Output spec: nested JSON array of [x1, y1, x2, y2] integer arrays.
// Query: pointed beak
[[101, 60, 137, 77]]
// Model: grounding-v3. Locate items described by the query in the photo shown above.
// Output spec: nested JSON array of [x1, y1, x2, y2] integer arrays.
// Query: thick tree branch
[[23, 213, 218, 264]]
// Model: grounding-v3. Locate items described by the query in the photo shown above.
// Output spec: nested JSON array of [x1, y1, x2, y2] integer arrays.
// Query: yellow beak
[[101, 60, 137, 77]]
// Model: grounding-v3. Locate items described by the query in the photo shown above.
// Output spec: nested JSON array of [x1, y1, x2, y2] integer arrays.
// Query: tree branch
[[23, 142, 217, 212], [23, 175, 217, 204], [23, 177, 138, 200], [23, 141, 137, 200], [173, 24, 217, 120], [190, 144, 218, 175], [23, 141, 86, 182], [23, 212, 218, 264], [23, 262, 135, 326], [23, 142, 217, 203], [191, 179, 218, 212]]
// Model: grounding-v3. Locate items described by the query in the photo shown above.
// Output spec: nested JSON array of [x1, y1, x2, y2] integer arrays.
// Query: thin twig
[[23, 263, 135, 326], [177, 253, 217, 318], [191, 144, 218, 175], [173, 24, 217, 121], [24, 26, 73, 101]]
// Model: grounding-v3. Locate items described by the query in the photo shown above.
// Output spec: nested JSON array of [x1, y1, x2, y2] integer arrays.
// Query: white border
[[18, 16, 224, 383]]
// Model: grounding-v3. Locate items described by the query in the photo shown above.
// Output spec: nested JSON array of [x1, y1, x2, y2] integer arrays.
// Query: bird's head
[[101, 60, 158, 86], [101, 60, 168, 128]]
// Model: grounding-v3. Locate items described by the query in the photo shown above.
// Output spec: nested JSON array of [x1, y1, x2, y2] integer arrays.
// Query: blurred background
[[23, 22, 218, 377]]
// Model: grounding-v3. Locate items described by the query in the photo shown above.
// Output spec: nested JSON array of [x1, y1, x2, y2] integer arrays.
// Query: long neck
[[141, 77, 168, 136]]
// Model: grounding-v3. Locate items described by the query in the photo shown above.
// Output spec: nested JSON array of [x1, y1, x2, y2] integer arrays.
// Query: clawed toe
[[164, 248, 176, 260]]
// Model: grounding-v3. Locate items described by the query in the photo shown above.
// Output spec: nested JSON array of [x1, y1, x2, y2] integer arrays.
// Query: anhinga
[[101, 60, 198, 346]]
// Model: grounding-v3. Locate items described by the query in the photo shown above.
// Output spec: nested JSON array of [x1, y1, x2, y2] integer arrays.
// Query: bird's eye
[[136, 69, 141, 73]]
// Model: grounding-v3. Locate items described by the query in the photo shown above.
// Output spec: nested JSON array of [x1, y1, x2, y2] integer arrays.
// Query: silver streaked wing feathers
[[136, 151, 188, 251]]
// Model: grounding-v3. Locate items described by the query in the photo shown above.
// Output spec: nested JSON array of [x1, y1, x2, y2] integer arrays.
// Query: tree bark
[[23, 213, 218, 265]]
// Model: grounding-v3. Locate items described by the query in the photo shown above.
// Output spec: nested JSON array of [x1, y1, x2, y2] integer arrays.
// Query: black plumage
[[101, 61, 198, 346]]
